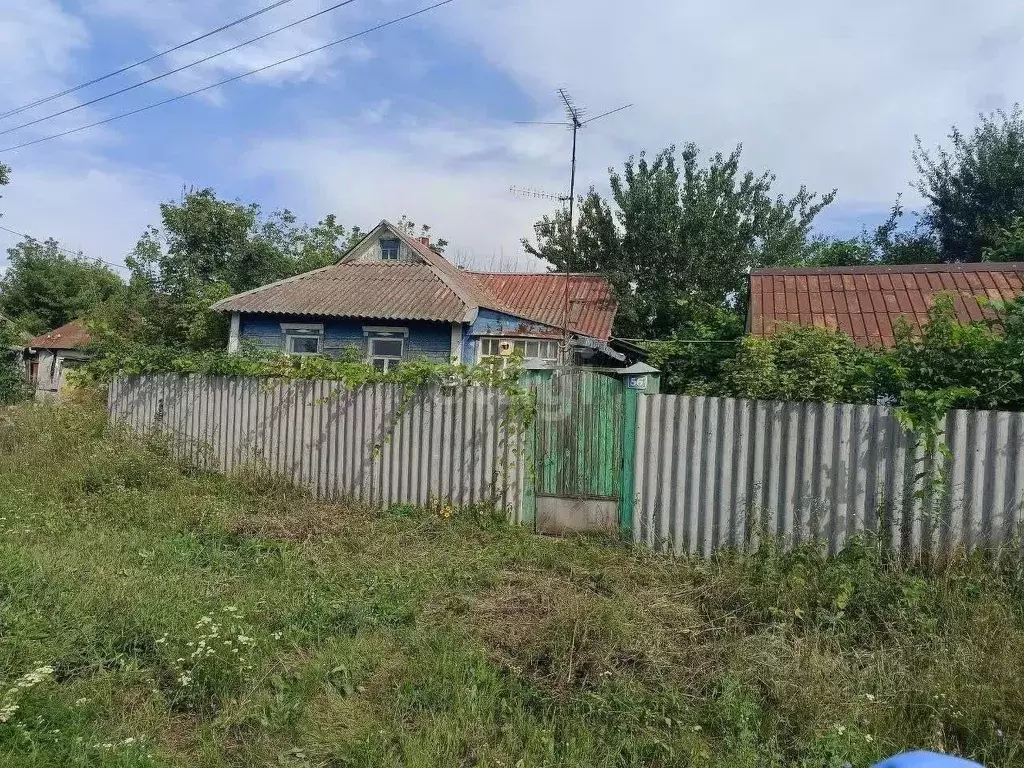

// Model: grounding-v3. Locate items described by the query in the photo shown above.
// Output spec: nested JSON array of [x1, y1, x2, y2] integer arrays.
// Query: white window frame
[[478, 337, 559, 365], [379, 238, 401, 261], [368, 336, 404, 371], [363, 326, 408, 371], [280, 323, 324, 356], [285, 333, 322, 355]]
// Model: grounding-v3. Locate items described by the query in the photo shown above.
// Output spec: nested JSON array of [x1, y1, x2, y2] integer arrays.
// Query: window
[[285, 333, 322, 355], [479, 337, 559, 364], [379, 238, 401, 261], [281, 323, 324, 355], [369, 336, 404, 371]]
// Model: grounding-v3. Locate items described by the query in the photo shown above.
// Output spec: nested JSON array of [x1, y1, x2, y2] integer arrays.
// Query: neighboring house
[[748, 262, 1024, 347], [213, 220, 640, 368], [25, 320, 92, 398]]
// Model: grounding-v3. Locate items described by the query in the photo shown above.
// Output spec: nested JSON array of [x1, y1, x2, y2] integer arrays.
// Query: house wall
[[461, 309, 559, 363], [349, 232, 418, 263], [30, 349, 89, 398], [239, 314, 455, 362]]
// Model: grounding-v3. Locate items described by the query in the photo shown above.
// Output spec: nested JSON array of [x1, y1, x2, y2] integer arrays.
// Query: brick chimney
[[417, 236, 430, 246]]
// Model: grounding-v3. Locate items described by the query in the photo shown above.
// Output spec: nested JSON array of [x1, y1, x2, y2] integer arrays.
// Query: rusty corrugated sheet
[[27, 320, 91, 350], [212, 263, 469, 322], [750, 263, 1024, 347], [469, 272, 616, 340]]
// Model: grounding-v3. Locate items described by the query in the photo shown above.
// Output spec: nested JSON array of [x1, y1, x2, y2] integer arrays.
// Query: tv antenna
[[516, 88, 632, 358], [508, 185, 569, 203]]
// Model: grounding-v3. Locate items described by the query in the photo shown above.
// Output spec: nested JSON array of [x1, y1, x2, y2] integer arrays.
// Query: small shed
[[26, 320, 92, 399]]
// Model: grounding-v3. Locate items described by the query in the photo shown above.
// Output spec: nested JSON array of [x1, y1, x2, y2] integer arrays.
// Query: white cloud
[[0, 156, 181, 271], [243, 119, 567, 271], [0, 0, 89, 109], [82, 0, 387, 94], [6, 0, 1024, 274], [439, 0, 1024, 209]]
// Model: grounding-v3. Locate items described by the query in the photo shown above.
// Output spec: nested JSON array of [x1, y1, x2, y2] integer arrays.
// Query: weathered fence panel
[[633, 395, 1024, 557], [108, 373, 525, 518]]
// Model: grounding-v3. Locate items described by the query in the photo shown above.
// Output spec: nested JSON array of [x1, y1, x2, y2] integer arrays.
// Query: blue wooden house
[[212, 220, 640, 369]]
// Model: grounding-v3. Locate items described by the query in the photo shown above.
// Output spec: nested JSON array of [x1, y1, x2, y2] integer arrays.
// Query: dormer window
[[380, 238, 400, 261]]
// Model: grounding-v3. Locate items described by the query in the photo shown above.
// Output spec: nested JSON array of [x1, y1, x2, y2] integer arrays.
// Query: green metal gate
[[529, 368, 624, 533]]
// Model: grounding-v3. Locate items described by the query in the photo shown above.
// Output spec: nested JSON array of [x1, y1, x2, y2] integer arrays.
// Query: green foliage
[[644, 302, 744, 394], [116, 190, 362, 351], [0, 238, 124, 335], [915, 106, 1024, 262], [525, 144, 836, 339], [983, 216, 1024, 262], [1, 402, 1023, 766], [671, 293, 1024, 412], [797, 199, 942, 268], [395, 213, 449, 254], [0, 321, 29, 405], [715, 325, 880, 403], [887, 293, 1024, 411]]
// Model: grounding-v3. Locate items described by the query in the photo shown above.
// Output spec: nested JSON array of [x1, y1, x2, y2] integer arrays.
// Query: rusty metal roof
[[749, 262, 1024, 347], [213, 220, 619, 338], [27, 320, 92, 350], [468, 272, 617, 340]]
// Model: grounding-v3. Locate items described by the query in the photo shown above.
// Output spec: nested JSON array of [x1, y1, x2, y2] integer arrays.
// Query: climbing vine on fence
[[84, 341, 536, 500]]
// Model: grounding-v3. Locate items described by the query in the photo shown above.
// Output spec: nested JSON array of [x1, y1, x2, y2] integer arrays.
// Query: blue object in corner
[[873, 751, 983, 768]]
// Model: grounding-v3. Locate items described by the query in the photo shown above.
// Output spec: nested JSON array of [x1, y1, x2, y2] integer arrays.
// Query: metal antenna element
[[512, 90, 632, 360], [509, 185, 569, 202]]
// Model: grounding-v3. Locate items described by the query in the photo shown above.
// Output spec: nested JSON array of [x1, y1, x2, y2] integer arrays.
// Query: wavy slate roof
[[212, 262, 471, 322], [213, 221, 618, 339], [749, 263, 1024, 347], [468, 272, 616, 340], [27, 320, 92, 350]]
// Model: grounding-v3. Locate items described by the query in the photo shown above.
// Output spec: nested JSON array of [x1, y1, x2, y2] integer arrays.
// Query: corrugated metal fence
[[108, 373, 525, 517], [634, 395, 1024, 556]]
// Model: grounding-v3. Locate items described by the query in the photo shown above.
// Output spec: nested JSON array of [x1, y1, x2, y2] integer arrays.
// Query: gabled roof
[[27, 320, 92, 350], [212, 220, 618, 338], [749, 262, 1024, 348]]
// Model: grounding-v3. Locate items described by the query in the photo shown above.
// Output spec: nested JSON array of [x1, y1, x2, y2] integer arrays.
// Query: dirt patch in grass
[[471, 566, 719, 697]]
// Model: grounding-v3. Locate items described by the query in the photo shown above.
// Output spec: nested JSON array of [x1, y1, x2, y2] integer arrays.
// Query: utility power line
[[0, 0, 298, 122], [0, 0, 361, 139], [0, 224, 130, 273], [0, 0, 455, 154]]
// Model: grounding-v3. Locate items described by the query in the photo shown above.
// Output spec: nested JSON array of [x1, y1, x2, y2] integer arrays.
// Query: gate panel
[[532, 369, 624, 532]]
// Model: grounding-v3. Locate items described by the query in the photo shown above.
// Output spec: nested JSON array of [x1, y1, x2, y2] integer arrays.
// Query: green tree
[[118, 190, 361, 350], [886, 293, 1024, 411], [982, 216, 1024, 262], [712, 325, 880, 404], [798, 200, 941, 268], [915, 106, 1024, 262], [0, 315, 29, 405], [525, 144, 836, 340], [395, 214, 449, 254], [0, 238, 124, 335]]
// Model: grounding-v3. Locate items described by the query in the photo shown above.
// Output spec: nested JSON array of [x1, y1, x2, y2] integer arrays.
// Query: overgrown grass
[[2, 398, 1024, 766]]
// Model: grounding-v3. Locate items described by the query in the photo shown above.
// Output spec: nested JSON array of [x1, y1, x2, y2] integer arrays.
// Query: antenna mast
[[514, 90, 632, 365], [558, 88, 584, 360]]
